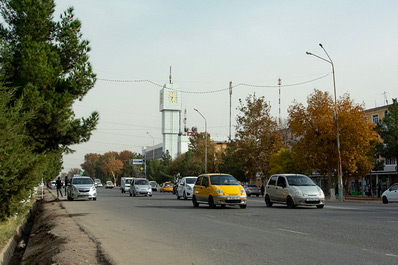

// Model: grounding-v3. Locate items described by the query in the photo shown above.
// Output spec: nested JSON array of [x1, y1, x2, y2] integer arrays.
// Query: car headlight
[[187, 186, 192, 191], [293, 188, 304, 196], [216, 189, 223, 194], [240, 189, 245, 194]]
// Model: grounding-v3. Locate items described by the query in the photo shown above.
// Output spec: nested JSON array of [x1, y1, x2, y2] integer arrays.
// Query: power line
[[96, 73, 331, 94]]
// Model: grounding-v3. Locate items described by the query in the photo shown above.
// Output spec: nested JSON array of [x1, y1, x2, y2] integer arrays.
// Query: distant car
[[50, 181, 56, 189], [176, 176, 197, 200], [382, 183, 398, 204], [149, 181, 158, 191], [94, 179, 103, 187], [265, 174, 325, 209], [160, 182, 173, 193], [120, 177, 133, 193], [105, 181, 114, 189], [243, 184, 260, 197], [67, 176, 97, 201], [192, 173, 247, 208], [130, 178, 152, 197]]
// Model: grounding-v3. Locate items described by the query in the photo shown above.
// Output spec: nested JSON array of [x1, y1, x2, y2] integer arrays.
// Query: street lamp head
[[306, 51, 312, 55], [194, 108, 198, 112], [319, 43, 323, 48]]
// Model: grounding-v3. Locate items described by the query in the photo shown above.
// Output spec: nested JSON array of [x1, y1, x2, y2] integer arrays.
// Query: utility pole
[[278, 78, 282, 127], [229, 81, 232, 140]]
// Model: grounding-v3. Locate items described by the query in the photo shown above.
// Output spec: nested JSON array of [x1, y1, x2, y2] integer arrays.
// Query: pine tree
[[0, 0, 99, 154]]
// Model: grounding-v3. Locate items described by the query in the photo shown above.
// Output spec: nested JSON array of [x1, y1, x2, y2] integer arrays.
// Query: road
[[61, 187, 398, 265]]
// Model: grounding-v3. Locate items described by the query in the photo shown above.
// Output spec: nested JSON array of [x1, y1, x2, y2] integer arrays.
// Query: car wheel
[[149, 194, 152, 197], [239, 204, 247, 209], [265, 195, 273, 207], [287, 196, 295, 209], [256, 194, 259, 197], [93, 197, 97, 201], [316, 205, 324, 209], [192, 195, 199, 207], [183, 191, 187, 200], [208, 196, 216, 209], [220, 204, 226, 208], [248, 194, 251, 197], [382, 196, 388, 204]]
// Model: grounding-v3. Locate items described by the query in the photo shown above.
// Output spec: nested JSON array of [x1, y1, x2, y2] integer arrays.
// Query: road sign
[[132, 159, 144, 165]]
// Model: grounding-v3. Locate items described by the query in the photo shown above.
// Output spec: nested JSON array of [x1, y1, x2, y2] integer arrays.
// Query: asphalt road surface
[[61, 187, 398, 265]]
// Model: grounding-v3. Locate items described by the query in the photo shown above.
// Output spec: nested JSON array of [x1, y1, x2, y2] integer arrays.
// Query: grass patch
[[0, 200, 34, 251]]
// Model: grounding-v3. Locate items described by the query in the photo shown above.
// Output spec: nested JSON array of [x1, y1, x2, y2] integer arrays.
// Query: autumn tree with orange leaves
[[100, 152, 124, 185], [288, 89, 379, 195]]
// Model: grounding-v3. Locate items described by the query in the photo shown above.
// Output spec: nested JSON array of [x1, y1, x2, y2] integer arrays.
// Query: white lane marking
[[325, 206, 359, 210], [203, 214, 216, 218], [277, 228, 307, 235], [386, 254, 398, 257]]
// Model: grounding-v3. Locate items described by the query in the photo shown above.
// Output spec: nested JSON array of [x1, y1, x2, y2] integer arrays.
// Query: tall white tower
[[159, 82, 182, 159]]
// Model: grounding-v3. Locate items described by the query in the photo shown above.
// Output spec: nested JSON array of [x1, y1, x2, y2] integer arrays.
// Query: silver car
[[243, 184, 260, 197], [265, 174, 325, 209], [67, 177, 97, 201], [130, 178, 152, 197]]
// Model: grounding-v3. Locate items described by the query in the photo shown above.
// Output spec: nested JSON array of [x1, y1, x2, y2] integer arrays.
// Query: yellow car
[[160, 182, 173, 193], [192, 173, 247, 208]]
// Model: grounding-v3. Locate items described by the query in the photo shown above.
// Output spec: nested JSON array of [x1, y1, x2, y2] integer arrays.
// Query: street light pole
[[146, 132, 155, 160], [194, 108, 207, 173], [306, 43, 344, 202]]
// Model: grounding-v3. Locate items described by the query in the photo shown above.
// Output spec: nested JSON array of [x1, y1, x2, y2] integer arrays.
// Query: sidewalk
[[327, 195, 382, 204]]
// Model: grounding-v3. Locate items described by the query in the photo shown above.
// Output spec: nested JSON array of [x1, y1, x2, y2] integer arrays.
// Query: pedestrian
[[56, 176, 63, 199], [377, 182, 381, 197], [260, 184, 265, 197], [64, 176, 69, 195]]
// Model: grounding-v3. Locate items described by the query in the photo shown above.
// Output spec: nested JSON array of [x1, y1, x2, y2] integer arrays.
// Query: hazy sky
[[56, 0, 398, 173]]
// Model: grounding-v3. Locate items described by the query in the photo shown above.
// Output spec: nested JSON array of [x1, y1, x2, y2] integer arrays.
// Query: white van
[[121, 177, 134, 193]]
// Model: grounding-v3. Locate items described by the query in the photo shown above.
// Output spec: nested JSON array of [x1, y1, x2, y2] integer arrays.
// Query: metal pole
[[194, 108, 207, 173], [306, 43, 344, 202], [229, 81, 232, 140], [146, 132, 155, 160]]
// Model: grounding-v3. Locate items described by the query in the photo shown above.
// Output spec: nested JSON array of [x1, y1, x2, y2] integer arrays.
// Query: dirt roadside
[[20, 189, 112, 265]]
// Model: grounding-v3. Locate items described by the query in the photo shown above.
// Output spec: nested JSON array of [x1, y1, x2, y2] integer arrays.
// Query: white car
[[382, 183, 398, 204], [265, 174, 325, 209], [130, 178, 152, 197], [176, 176, 197, 200], [67, 176, 97, 201]]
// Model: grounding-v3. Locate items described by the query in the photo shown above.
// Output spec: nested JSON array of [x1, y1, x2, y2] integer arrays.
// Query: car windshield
[[165, 183, 171, 187], [186, 178, 197, 184], [72, 178, 93, 185], [210, 175, 239, 185], [135, 179, 149, 185], [286, 175, 316, 186], [106, 181, 112, 185], [150, 182, 156, 187], [125, 179, 133, 184], [248, 185, 258, 188]]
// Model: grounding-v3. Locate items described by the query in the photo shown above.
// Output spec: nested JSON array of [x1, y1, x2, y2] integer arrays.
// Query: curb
[[0, 199, 39, 265]]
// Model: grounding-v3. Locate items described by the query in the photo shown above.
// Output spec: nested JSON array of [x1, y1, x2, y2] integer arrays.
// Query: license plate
[[227, 196, 240, 200], [306, 197, 319, 201]]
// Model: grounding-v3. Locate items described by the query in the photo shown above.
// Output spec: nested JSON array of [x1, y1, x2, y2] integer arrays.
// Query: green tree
[[376, 98, 398, 162], [235, 94, 283, 181], [218, 140, 246, 182], [268, 148, 310, 175], [81, 153, 101, 178], [0, 1, 99, 154], [0, 89, 43, 220]]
